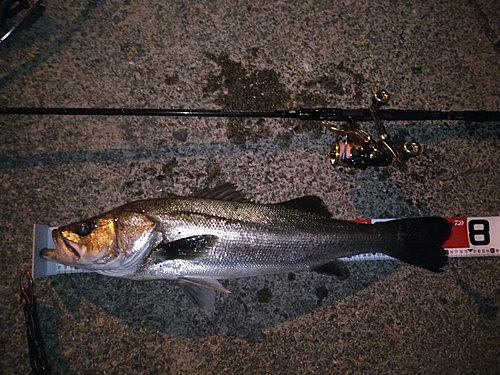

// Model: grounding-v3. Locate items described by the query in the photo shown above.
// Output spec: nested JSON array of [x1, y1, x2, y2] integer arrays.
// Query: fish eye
[[75, 221, 93, 236]]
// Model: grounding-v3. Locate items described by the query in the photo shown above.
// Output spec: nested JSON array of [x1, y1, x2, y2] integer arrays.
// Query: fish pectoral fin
[[313, 260, 350, 279], [152, 235, 218, 262], [273, 196, 332, 218], [178, 277, 230, 314]]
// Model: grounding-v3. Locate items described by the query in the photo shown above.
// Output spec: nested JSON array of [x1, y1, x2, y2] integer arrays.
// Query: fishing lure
[[20, 271, 51, 375]]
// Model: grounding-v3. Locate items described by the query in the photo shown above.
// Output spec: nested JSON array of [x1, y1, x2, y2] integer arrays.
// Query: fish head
[[41, 210, 159, 271]]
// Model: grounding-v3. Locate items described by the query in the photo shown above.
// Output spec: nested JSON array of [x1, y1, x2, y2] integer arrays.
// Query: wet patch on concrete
[[172, 128, 188, 142], [203, 53, 291, 110], [296, 61, 368, 107], [257, 287, 273, 303], [225, 118, 273, 144], [203, 53, 293, 143]]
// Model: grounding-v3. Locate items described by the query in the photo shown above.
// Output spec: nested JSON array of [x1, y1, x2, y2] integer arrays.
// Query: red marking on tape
[[443, 217, 470, 249], [351, 219, 371, 224]]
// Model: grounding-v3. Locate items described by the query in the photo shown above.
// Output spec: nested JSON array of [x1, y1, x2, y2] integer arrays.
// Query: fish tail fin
[[377, 217, 452, 272]]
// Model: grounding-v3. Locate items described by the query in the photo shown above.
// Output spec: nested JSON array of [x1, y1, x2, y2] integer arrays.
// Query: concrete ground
[[1, 1, 499, 374]]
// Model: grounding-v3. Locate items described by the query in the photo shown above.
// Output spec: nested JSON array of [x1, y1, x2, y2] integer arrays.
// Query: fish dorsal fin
[[190, 183, 250, 202], [274, 196, 332, 218], [178, 277, 230, 314], [150, 235, 217, 262]]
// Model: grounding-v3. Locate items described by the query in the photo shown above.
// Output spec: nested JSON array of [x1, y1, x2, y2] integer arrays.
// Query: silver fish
[[41, 184, 451, 311]]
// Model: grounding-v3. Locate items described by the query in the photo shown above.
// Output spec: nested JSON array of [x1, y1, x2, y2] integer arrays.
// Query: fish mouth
[[61, 237, 82, 260], [41, 229, 81, 264]]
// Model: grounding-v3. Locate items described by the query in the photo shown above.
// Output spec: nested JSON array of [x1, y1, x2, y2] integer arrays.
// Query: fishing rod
[[2, 105, 499, 122], [3, 90, 499, 169]]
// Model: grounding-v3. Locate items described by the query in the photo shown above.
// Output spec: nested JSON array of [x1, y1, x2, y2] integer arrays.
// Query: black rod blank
[[1, 107, 499, 122]]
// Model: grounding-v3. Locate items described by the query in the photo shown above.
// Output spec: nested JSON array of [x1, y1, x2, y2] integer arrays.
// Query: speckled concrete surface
[[1, 1, 499, 374]]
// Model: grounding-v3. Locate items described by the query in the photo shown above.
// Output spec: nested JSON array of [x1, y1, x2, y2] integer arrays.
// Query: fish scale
[[126, 198, 397, 280]]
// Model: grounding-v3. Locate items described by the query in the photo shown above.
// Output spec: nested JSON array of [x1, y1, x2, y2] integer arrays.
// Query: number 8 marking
[[468, 219, 490, 246]]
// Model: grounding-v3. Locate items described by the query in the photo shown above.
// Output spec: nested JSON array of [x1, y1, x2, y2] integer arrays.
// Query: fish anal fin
[[152, 235, 217, 262], [274, 196, 332, 218], [191, 183, 250, 202], [313, 260, 350, 279], [179, 277, 230, 294], [178, 282, 215, 314]]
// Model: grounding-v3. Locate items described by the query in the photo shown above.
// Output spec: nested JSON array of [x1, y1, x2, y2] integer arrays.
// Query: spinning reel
[[323, 90, 421, 169]]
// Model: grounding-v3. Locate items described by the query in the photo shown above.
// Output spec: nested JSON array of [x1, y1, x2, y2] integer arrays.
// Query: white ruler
[[32, 216, 500, 279]]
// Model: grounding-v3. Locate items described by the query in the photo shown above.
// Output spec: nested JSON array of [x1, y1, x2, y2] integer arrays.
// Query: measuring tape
[[32, 216, 500, 278]]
